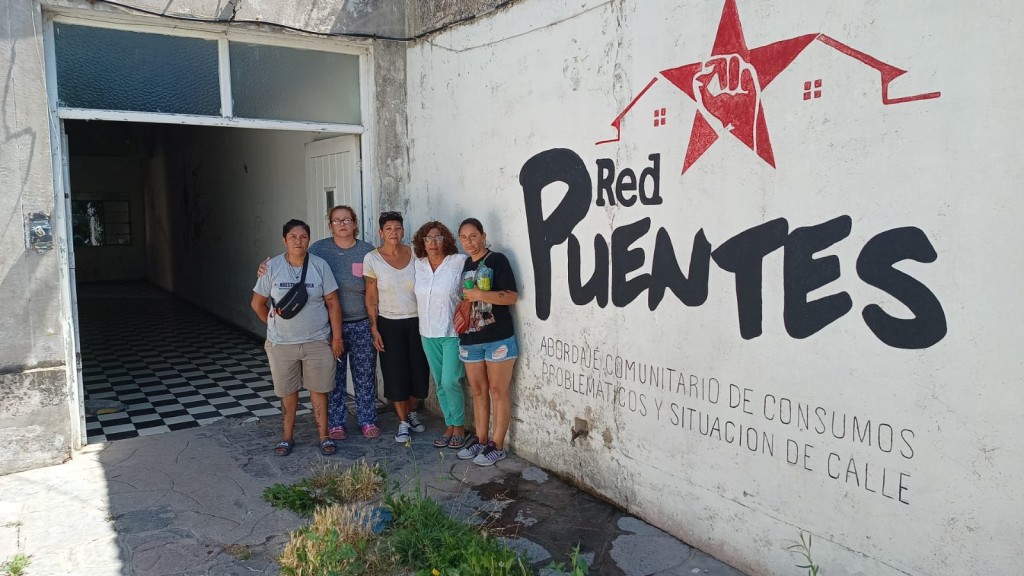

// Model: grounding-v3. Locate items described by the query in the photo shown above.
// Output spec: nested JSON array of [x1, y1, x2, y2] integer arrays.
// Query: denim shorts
[[459, 335, 518, 364]]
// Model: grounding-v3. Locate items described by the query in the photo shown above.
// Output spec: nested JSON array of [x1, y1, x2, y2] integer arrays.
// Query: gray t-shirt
[[309, 238, 374, 322], [253, 253, 338, 344]]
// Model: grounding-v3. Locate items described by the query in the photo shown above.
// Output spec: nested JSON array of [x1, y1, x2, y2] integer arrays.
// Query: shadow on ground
[[0, 411, 747, 576]]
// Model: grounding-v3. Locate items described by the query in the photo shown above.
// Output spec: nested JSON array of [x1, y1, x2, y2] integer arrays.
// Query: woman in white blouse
[[364, 211, 430, 443], [412, 221, 470, 449]]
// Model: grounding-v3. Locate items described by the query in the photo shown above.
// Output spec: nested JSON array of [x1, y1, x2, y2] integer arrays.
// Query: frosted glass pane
[[54, 24, 220, 115], [230, 43, 360, 124]]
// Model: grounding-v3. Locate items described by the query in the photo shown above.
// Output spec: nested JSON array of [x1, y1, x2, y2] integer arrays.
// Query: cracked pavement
[[0, 412, 746, 575]]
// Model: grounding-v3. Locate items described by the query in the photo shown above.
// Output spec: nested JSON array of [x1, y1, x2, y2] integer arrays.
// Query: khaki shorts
[[264, 340, 336, 397]]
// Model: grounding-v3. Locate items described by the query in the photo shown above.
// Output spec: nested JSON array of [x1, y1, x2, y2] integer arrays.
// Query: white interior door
[[305, 135, 363, 401], [305, 136, 361, 241]]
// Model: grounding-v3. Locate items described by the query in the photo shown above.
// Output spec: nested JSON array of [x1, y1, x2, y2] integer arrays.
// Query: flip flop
[[329, 426, 347, 441], [433, 434, 453, 448], [275, 439, 295, 456], [319, 438, 338, 456], [361, 424, 381, 439], [448, 435, 469, 449]]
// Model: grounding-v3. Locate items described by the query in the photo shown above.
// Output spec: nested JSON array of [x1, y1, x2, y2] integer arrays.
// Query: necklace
[[286, 255, 304, 280]]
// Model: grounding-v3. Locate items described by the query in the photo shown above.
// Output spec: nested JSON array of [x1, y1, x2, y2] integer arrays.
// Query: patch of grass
[[263, 460, 386, 516], [1, 553, 31, 576], [787, 531, 820, 576], [279, 504, 386, 576], [276, 455, 538, 576], [382, 491, 530, 575]]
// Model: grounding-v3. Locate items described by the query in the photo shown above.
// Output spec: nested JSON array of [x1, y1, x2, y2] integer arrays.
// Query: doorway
[[64, 121, 363, 442], [45, 14, 374, 446]]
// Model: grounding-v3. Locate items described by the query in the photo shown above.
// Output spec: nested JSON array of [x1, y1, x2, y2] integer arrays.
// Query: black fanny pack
[[272, 254, 309, 319]]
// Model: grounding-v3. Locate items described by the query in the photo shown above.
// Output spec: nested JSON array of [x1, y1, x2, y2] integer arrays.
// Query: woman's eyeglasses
[[330, 218, 354, 225], [423, 235, 445, 244]]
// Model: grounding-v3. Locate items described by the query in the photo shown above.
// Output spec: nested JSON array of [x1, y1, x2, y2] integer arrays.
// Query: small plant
[[546, 543, 590, 575], [787, 531, 820, 576], [1, 553, 31, 576], [381, 492, 530, 575], [277, 456, 534, 575], [279, 504, 383, 576], [263, 460, 386, 516], [2, 518, 30, 576]]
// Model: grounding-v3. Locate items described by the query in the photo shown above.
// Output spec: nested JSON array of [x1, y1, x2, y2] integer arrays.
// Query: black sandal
[[275, 439, 295, 456], [319, 437, 337, 456]]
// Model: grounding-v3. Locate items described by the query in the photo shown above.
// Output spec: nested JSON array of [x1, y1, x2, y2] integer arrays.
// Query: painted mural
[[522, 0, 945, 351], [597, 0, 940, 173], [407, 0, 1021, 572], [518, 0, 946, 511]]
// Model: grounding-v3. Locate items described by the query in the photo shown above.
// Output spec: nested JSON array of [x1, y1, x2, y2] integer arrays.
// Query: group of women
[[251, 206, 518, 467]]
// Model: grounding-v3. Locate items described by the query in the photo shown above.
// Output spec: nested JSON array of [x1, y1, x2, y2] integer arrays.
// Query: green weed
[[546, 544, 590, 575], [381, 492, 530, 575], [263, 460, 386, 516], [787, 531, 820, 576], [279, 504, 385, 576], [1, 553, 31, 576]]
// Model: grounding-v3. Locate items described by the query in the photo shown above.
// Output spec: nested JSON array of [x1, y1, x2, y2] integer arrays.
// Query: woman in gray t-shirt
[[308, 206, 381, 439], [252, 219, 343, 456]]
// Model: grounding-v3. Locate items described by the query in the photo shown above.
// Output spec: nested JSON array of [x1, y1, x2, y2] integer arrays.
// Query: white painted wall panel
[[406, 1, 1024, 574]]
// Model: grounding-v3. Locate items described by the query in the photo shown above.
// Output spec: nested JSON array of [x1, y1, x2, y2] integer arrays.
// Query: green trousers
[[421, 336, 466, 426]]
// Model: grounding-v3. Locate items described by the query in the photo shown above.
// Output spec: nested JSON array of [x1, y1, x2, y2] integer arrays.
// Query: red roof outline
[[595, 33, 941, 147]]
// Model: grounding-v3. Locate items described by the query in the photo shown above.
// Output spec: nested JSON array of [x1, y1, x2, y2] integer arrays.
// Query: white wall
[[406, 1, 1024, 574]]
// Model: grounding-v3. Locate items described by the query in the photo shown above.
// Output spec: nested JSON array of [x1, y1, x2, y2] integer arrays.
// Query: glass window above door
[[230, 43, 361, 124], [52, 21, 363, 128], [54, 24, 221, 115]]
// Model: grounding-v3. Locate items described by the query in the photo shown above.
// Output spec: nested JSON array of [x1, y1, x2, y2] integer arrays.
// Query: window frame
[[46, 11, 369, 134]]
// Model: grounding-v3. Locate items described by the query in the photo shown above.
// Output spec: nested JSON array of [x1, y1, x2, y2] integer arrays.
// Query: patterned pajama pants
[[328, 319, 378, 430]]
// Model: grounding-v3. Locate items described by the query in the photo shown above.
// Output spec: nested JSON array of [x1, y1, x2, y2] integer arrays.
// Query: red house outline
[[595, 1, 941, 174]]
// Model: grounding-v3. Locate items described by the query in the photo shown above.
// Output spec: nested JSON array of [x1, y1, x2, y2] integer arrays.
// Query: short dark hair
[[282, 219, 310, 237], [412, 221, 458, 258], [379, 211, 403, 230], [459, 217, 484, 235]]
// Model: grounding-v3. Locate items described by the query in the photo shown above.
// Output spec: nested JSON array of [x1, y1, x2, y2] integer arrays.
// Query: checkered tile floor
[[80, 282, 309, 443]]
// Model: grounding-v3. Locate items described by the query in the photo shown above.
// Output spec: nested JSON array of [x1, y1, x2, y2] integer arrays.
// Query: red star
[[661, 0, 816, 173]]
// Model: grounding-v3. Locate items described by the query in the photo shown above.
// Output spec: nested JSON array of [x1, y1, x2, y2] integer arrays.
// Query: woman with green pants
[[412, 221, 470, 449]]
